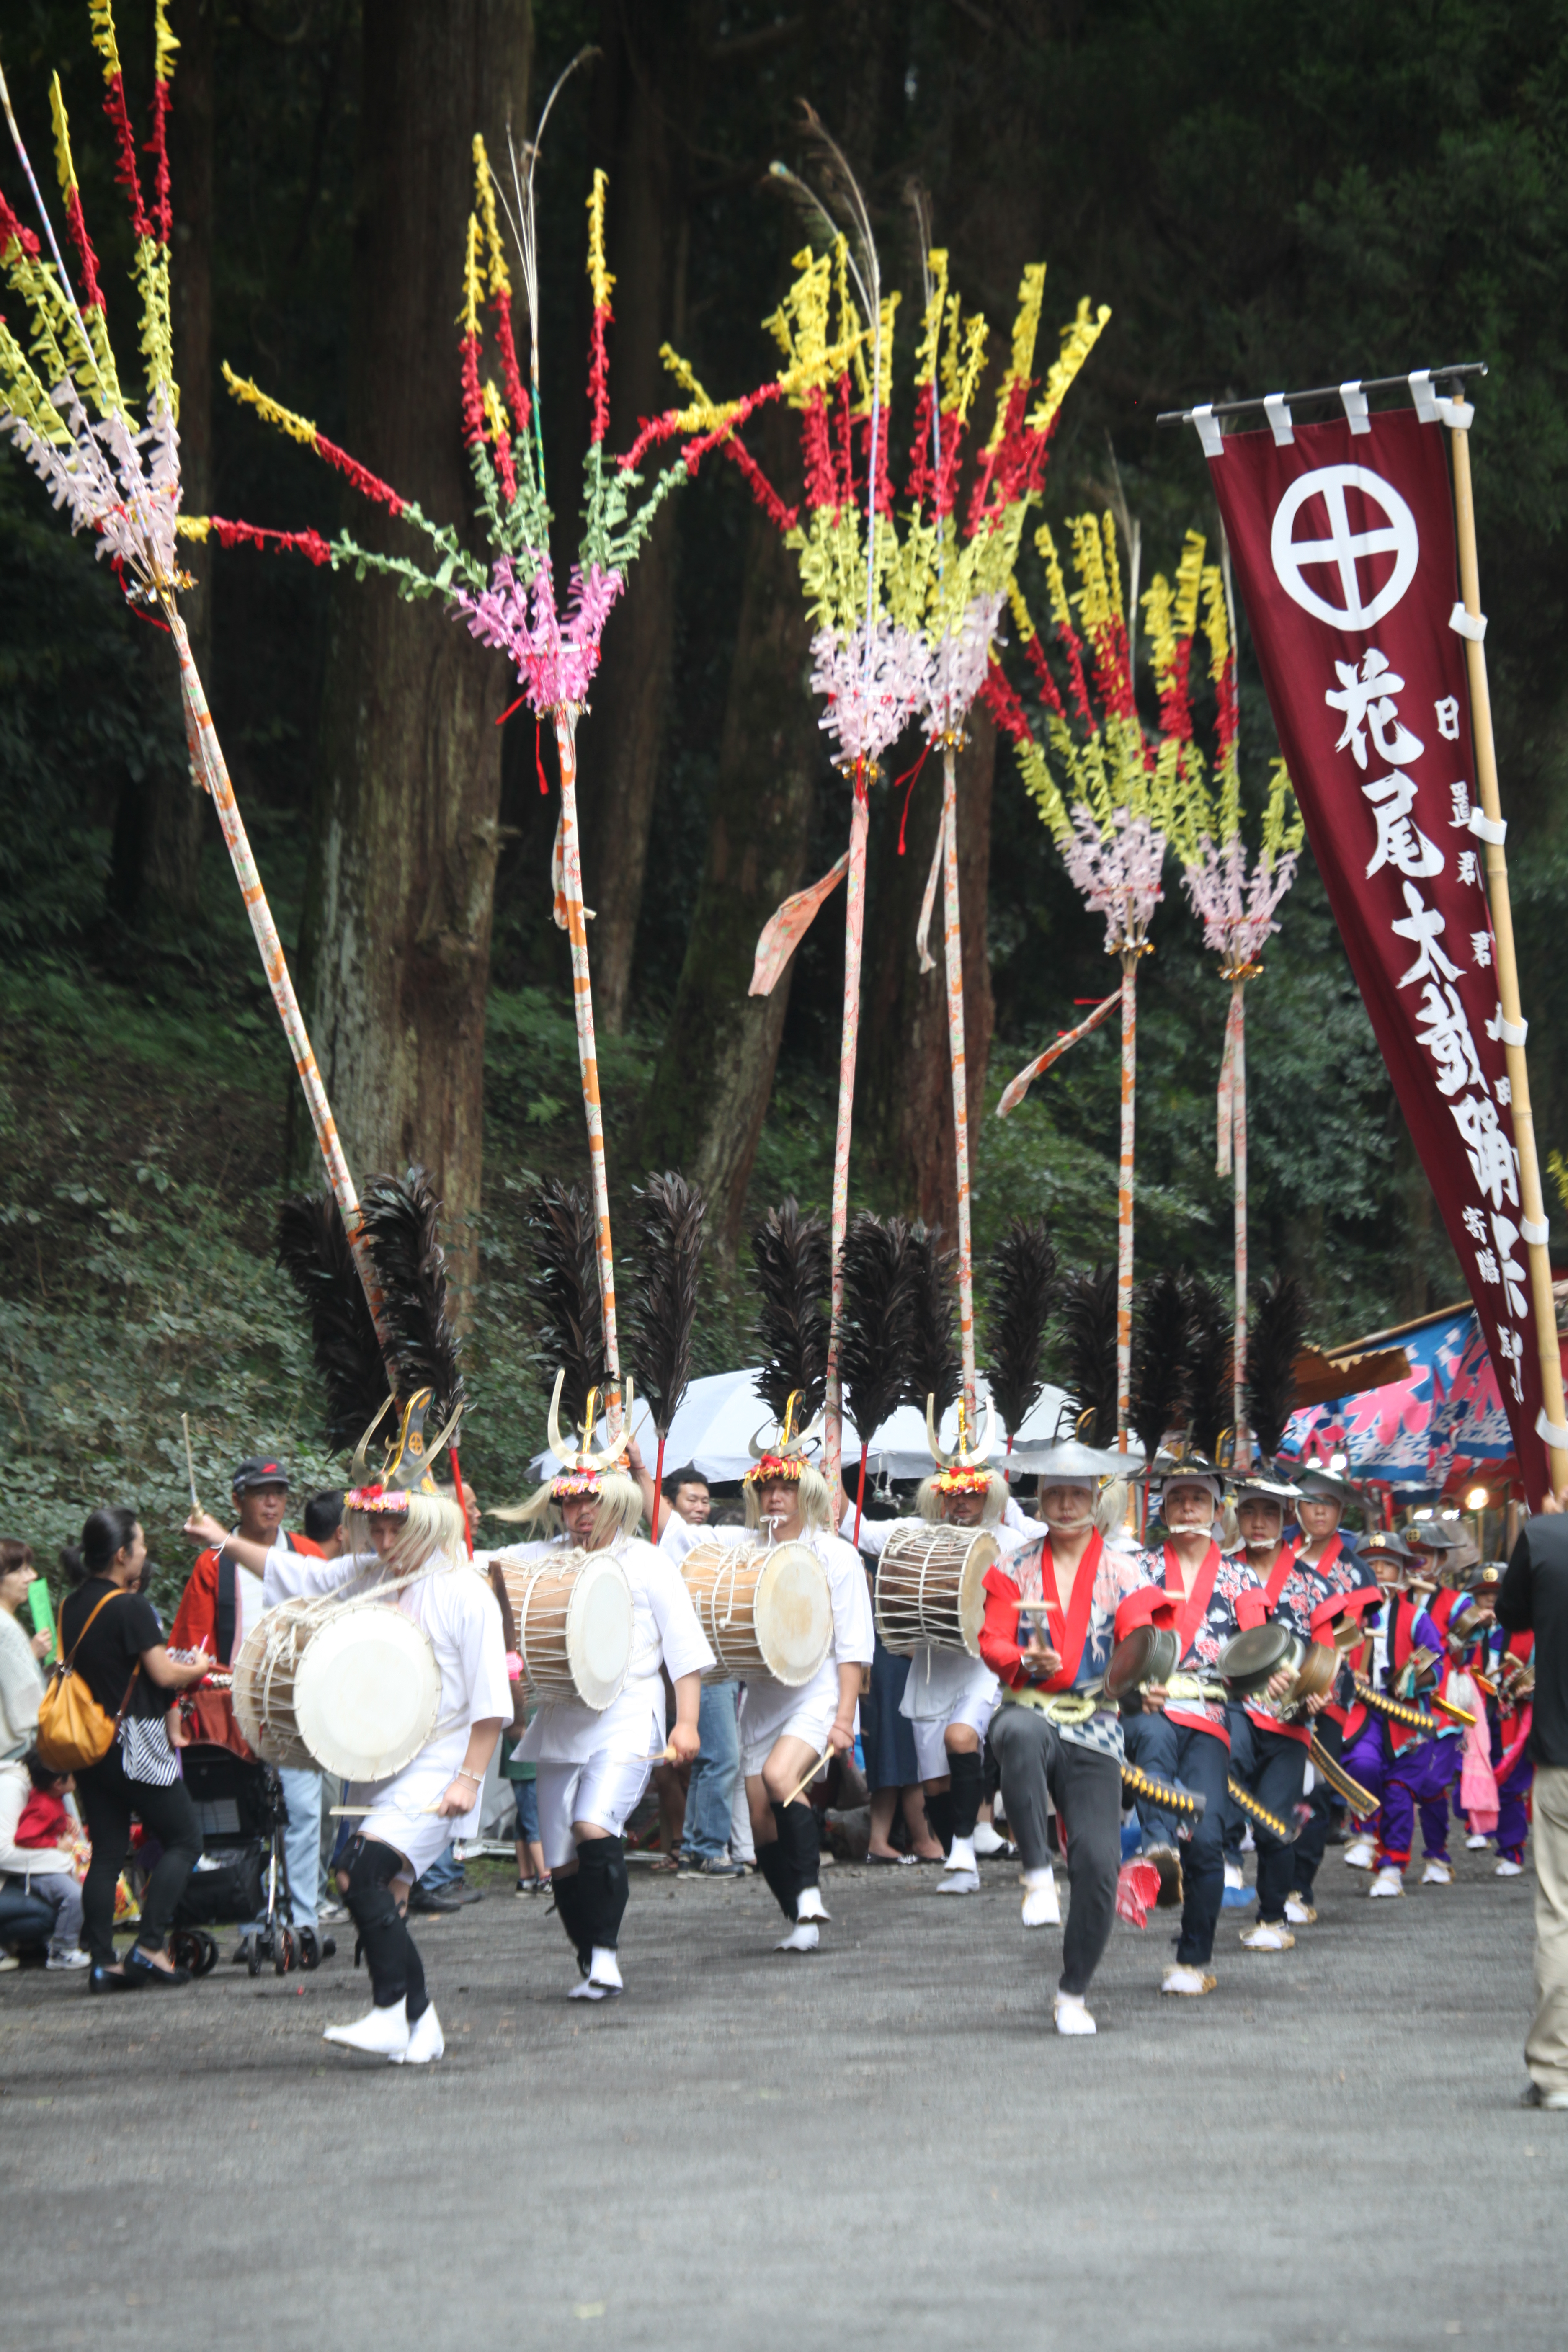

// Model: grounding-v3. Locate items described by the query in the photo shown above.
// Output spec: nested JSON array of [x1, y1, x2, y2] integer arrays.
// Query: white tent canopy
[[525, 1367, 1130, 1487]]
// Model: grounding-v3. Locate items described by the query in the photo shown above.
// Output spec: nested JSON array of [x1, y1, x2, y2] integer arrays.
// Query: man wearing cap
[[174, 1458, 331, 1943], [1122, 1461, 1274, 1996], [1338, 1535, 1455, 1896], [978, 1442, 1149, 2035]]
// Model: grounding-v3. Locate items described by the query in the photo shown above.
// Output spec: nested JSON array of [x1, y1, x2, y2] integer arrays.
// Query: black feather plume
[[1132, 1269, 1193, 1465], [276, 1192, 392, 1447], [627, 1172, 707, 1437], [903, 1223, 961, 1422], [1183, 1273, 1233, 1460], [358, 1167, 465, 1419], [984, 1217, 1058, 1442], [1059, 1265, 1119, 1449], [750, 1198, 830, 1425], [526, 1178, 606, 1429], [1247, 1271, 1310, 1460], [840, 1213, 918, 1446]]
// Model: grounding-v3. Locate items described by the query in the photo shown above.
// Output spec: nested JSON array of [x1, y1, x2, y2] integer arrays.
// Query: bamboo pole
[[550, 701, 622, 1434], [1116, 950, 1136, 1447], [1447, 418, 1568, 1499], [169, 614, 398, 1380], [939, 744, 977, 1421], [823, 770, 871, 1512], [1231, 978, 1249, 1469]]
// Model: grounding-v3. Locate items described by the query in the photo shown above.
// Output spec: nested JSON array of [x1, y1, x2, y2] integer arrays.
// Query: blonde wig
[[744, 1460, 833, 1536], [347, 1491, 468, 1579], [916, 1470, 1008, 1527]]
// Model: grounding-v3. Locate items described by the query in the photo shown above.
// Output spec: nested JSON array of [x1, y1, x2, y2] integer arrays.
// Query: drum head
[[754, 1541, 833, 1687], [1104, 1622, 1177, 1700], [293, 1603, 441, 1781], [956, 1532, 1001, 1658], [563, 1555, 635, 1710], [1218, 1621, 1292, 1697]]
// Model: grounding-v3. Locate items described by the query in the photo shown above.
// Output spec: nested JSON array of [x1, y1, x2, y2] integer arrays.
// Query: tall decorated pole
[[210, 88, 694, 1438], [0, 4, 398, 1385], [983, 518, 1170, 1448], [899, 239, 1108, 1423], [1151, 535, 1303, 1467]]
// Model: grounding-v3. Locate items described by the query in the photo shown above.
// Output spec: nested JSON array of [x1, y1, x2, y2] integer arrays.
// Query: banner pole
[[823, 768, 871, 1517], [1447, 418, 1568, 1498], [1117, 951, 1136, 1449], [1232, 977, 1250, 1471], [939, 744, 977, 1423]]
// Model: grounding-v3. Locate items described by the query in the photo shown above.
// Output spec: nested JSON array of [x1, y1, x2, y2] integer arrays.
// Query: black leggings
[[340, 1838, 428, 2022], [76, 1743, 201, 1969]]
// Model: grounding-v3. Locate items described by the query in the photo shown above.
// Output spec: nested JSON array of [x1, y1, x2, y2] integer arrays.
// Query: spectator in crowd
[[1500, 1494, 1568, 2108], [863, 1630, 943, 1865], [657, 1469, 745, 1880], [60, 1507, 208, 1991], [0, 1540, 48, 1764], [0, 1751, 88, 1968], [177, 1459, 334, 1939]]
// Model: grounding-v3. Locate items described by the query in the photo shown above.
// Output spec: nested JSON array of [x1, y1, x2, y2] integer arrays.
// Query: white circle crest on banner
[[1269, 464, 1418, 629]]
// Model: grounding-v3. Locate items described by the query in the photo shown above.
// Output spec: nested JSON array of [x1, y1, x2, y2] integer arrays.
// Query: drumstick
[[330, 1805, 448, 1817], [182, 1413, 201, 1514], [781, 1742, 834, 1808]]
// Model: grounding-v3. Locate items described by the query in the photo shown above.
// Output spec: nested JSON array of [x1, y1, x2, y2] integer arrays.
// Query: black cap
[[232, 1456, 290, 1493]]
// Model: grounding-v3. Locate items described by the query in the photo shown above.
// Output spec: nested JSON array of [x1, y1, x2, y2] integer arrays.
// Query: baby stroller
[[173, 1742, 328, 1977]]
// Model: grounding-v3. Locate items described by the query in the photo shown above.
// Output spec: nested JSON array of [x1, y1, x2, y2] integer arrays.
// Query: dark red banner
[[1203, 403, 1547, 1502]]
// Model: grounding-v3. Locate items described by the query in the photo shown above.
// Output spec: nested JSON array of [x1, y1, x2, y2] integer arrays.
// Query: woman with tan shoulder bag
[[54, 1509, 209, 1994]]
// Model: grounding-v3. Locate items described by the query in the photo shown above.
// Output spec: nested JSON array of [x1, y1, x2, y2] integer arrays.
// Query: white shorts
[[739, 1673, 839, 1779], [909, 1679, 999, 1781], [535, 1754, 653, 1872]]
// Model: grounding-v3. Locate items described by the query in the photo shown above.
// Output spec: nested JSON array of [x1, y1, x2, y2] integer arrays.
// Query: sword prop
[[1227, 1778, 1304, 1845], [1353, 1677, 1452, 1734], [1308, 1736, 1378, 1816], [1120, 1761, 1207, 1818]]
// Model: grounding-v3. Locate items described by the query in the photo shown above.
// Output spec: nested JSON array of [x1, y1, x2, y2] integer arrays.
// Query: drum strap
[[215, 1550, 237, 1668], [1038, 1531, 1104, 1691]]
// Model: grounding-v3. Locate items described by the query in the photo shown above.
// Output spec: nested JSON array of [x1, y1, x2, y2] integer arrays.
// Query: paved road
[[2, 1837, 1560, 2350]]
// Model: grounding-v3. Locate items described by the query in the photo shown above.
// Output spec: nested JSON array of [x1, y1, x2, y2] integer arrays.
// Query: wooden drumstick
[[330, 1805, 447, 1817], [182, 1412, 201, 1514], [781, 1742, 834, 1808]]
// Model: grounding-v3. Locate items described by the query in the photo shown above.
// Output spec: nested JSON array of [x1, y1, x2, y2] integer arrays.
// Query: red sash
[[1163, 1540, 1222, 1660], [1038, 1529, 1104, 1691]]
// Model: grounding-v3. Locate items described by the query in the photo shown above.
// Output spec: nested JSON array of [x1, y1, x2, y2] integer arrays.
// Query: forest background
[[7, 0, 1568, 1603]]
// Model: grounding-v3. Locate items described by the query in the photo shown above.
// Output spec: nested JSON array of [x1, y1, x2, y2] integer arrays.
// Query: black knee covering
[[758, 1809, 798, 1919], [924, 1787, 957, 1855], [552, 1869, 592, 1970], [575, 1834, 629, 1953], [948, 1749, 984, 1840], [783, 1797, 820, 1890], [341, 1837, 422, 2015]]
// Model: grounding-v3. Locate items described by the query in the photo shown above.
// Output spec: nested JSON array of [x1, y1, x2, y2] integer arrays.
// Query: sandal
[[867, 1851, 916, 1867]]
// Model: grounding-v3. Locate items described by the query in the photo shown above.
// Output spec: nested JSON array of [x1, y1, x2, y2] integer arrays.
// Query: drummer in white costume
[[187, 1392, 509, 2065], [740, 1396, 874, 1954], [490, 1377, 714, 1999], [848, 1400, 1016, 1897]]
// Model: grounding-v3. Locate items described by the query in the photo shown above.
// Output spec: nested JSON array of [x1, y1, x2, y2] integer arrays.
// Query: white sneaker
[[0, 1955, 19, 1973], [795, 1886, 830, 1923], [946, 1835, 977, 1876], [1021, 1870, 1060, 1927], [1497, 1858, 1525, 1878], [392, 2004, 445, 2064], [938, 1867, 980, 1896], [1367, 1866, 1404, 1898], [1239, 1921, 1295, 1951], [1342, 1837, 1376, 1870], [324, 1999, 410, 2058], [1054, 1991, 1097, 2037], [1161, 1964, 1216, 1996], [587, 1946, 623, 1993], [775, 1921, 819, 1953], [567, 1974, 607, 2000], [1284, 1895, 1317, 1926], [1466, 1833, 1490, 1851], [1421, 1859, 1454, 1885], [972, 1822, 1011, 1857], [46, 1948, 91, 1970], [1223, 1859, 1244, 1892]]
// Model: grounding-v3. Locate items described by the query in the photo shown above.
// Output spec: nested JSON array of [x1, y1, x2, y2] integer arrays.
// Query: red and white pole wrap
[[823, 769, 871, 1511], [940, 743, 977, 1420]]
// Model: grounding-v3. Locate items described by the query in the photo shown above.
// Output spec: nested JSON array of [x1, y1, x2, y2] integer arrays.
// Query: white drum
[[680, 1539, 833, 1687], [231, 1594, 441, 1780], [874, 1524, 997, 1659], [500, 1547, 633, 1710]]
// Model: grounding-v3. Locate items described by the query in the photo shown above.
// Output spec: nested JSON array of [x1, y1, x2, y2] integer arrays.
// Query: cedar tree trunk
[[297, 0, 532, 1304]]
